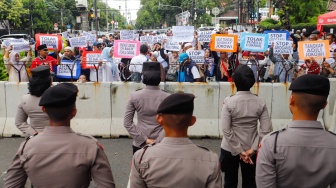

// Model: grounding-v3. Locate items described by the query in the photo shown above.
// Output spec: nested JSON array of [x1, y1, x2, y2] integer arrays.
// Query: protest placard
[[85, 34, 96, 45], [198, 31, 212, 42], [232, 33, 242, 43], [35, 34, 62, 51], [2, 39, 25, 47], [264, 30, 290, 46], [12, 42, 30, 52], [114, 40, 140, 58], [155, 35, 167, 43], [298, 40, 330, 59], [164, 41, 181, 51], [69, 36, 87, 47], [187, 50, 205, 64], [82, 31, 89, 36], [240, 33, 269, 52], [210, 34, 238, 52], [120, 30, 134, 40], [140, 36, 154, 44], [172, 26, 195, 42], [55, 60, 81, 79], [61, 31, 68, 39], [133, 33, 139, 41], [273, 40, 293, 54], [81, 51, 102, 69]]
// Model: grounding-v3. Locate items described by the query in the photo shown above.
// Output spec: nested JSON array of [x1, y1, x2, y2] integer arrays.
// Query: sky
[[106, 0, 140, 23]]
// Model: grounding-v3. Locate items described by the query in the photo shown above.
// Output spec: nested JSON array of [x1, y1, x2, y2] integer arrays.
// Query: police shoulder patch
[[196, 144, 210, 151], [76, 132, 97, 142], [270, 128, 287, 135]]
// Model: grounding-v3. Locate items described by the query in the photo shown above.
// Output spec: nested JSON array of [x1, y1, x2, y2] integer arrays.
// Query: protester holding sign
[[98, 47, 120, 82], [3, 45, 32, 82], [269, 46, 297, 83], [202, 49, 216, 81], [31, 44, 60, 73]]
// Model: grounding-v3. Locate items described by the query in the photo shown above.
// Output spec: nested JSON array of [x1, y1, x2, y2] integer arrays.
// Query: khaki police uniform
[[130, 137, 222, 188], [124, 86, 170, 148]]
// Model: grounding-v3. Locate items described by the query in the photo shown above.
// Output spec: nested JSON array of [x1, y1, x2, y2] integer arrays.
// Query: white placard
[[57, 61, 78, 77], [117, 42, 137, 57], [11, 42, 30, 52], [172, 26, 195, 42], [85, 34, 96, 45], [187, 50, 205, 64], [61, 31, 68, 39], [133, 33, 139, 41], [120, 30, 134, 40], [273, 41, 293, 54], [140, 36, 154, 44], [303, 43, 327, 57], [69, 36, 87, 47], [198, 31, 212, 42], [39, 35, 59, 49], [214, 36, 235, 51], [2, 39, 25, 47], [267, 33, 287, 46]]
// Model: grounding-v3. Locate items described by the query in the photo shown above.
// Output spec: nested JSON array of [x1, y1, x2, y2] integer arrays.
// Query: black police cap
[[289, 74, 330, 96], [157, 93, 195, 114], [39, 83, 78, 108], [31, 65, 50, 78], [37, 44, 47, 51]]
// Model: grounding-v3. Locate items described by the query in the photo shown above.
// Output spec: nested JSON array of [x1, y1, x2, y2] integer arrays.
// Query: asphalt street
[[0, 137, 243, 187]]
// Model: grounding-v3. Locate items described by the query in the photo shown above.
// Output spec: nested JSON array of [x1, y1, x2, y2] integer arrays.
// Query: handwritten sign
[[2, 39, 25, 47], [273, 41, 293, 54], [85, 34, 96, 45], [12, 42, 30, 52], [240, 33, 269, 52], [187, 50, 205, 64], [154, 35, 167, 43], [264, 30, 290, 46], [69, 36, 87, 47], [140, 36, 154, 44], [133, 33, 139, 41], [298, 40, 330, 59], [198, 31, 212, 42], [210, 34, 238, 52], [120, 30, 134, 40], [35, 34, 62, 51], [81, 51, 102, 69], [55, 60, 81, 79], [114, 40, 140, 58], [172, 26, 195, 42]]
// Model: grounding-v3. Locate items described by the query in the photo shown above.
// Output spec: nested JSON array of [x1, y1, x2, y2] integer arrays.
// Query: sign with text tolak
[[120, 30, 134, 40], [198, 30, 212, 42], [298, 40, 330, 59], [210, 34, 238, 52], [2, 38, 25, 47], [11, 42, 30, 52], [55, 59, 81, 79], [35, 34, 62, 51], [81, 51, 102, 69], [172, 26, 194, 42], [273, 40, 293, 54], [187, 50, 205, 64], [263, 30, 290, 46], [164, 37, 180, 51], [240, 33, 269, 52], [114, 40, 140, 58], [140, 36, 154, 44], [69, 36, 87, 47]]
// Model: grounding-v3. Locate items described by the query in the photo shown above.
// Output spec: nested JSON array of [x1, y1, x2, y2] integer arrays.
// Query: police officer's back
[[5, 83, 115, 188], [256, 74, 336, 187]]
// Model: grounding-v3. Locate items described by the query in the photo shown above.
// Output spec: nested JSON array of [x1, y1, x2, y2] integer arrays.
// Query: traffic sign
[[67, 24, 71, 29], [54, 27, 58, 31], [111, 20, 114, 24], [212, 7, 220, 16], [54, 23, 58, 27]]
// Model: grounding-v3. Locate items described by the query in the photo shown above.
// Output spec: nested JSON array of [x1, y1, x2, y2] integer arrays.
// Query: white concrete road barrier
[[0, 82, 6, 137]]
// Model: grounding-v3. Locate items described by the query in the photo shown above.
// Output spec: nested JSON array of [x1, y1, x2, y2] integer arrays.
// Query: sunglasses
[[43, 49, 49, 51]]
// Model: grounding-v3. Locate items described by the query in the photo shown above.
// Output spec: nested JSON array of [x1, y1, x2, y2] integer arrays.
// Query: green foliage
[[0, 54, 9, 81], [258, 18, 281, 30]]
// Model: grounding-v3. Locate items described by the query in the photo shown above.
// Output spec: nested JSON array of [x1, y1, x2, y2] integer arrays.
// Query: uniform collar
[[42, 126, 75, 134], [161, 137, 193, 145], [144, 86, 160, 90], [236, 91, 252, 95], [288, 120, 324, 129]]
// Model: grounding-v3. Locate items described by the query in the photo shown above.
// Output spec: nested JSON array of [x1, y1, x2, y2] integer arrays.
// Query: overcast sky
[[107, 0, 140, 22]]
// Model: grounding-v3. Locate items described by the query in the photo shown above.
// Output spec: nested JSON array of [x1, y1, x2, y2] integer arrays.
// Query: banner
[[81, 51, 102, 69], [55, 59, 81, 79], [187, 50, 205, 64], [273, 41, 293, 54], [35, 34, 62, 51], [263, 30, 290, 46], [198, 31, 212, 42], [114, 40, 140, 58], [140, 36, 154, 44], [240, 33, 269, 52], [85, 34, 96, 45], [12, 42, 30, 52], [69, 36, 87, 47], [172, 26, 194, 42], [120, 30, 134, 40], [2, 39, 25, 47], [210, 34, 238, 52], [298, 40, 330, 59]]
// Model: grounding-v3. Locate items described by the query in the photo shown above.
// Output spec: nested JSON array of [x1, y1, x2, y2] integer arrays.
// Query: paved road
[[0, 137, 242, 187]]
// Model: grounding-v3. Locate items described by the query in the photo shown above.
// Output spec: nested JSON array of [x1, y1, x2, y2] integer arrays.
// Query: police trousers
[[220, 149, 256, 188]]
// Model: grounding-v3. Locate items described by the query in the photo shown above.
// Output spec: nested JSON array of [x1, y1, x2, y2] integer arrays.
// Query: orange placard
[[35, 34, 62, 51], [210, 34, 238, 52], [298, 40, 330, 59], [81, 51, 102, 69]]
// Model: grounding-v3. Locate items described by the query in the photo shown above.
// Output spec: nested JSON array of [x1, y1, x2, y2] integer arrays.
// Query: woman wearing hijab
[[3, 45, 32, 82], [95, 47, 120, 82]]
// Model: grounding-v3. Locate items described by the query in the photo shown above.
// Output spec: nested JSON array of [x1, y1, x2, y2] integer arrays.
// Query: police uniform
[[5, 83, 115, 188], [130, 93, 222, 188], [256, 74, 336, 188]]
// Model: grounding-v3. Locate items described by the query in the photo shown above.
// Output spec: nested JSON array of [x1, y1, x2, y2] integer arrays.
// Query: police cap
[[39, 83, 78, 108], [157, 93, 195, 114], [37, 44, 47, 51], [289, 74, 329, 96], [31, 65, 50, 78]]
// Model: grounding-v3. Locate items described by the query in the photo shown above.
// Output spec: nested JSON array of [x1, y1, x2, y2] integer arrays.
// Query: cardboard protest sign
[[55, 59, 81, 79], [240, 33, 269, 52], [273, 41, 293, 54], [210, 34, 238, 52], [133, 33, 139, 41], [12, 42, 30, 52], [85, 34, 96, 45], [164, 36, 180, 51], [2, 39, 25, 47], [155, 35, 167, 43], [69, 36, 87, 47], [120, 30, 134, 40], [298, 40, 330, 59], [81, 51, 102, 69], [114, 40, 140, 58], [35, 34, 62, 51], [264, 30, 290, 46], [198, 31, 212, 42], [140, 36, 154, 44], [187, 50, 205, 64], [172, 26, 194, 42]]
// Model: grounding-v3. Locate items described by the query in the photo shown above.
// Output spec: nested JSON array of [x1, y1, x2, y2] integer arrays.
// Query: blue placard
[[263, 30, 290, 46], [240, 33, 269, 52], [55, 59, 81, 79]]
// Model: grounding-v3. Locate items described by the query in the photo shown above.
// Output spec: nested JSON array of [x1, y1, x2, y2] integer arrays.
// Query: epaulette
[[196, 144, 210, 151], [327, 130, 336, 136], [21, 132, 38, 155], [139, 142, 156, 164], [270, 128, 287, 135], [76, 132, 97, 141], [136, 88, 143, 91]]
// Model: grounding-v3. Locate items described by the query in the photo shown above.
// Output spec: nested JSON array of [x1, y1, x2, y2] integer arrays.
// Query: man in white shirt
[[129, 44, 149, 82]]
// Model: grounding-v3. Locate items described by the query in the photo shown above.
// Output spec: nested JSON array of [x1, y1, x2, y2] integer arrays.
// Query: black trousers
[[132, 145, 141, 155], [220, 149, 256, 188]]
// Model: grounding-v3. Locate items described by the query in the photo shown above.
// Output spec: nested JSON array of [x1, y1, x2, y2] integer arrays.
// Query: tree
[[0, 0, 28, 31]]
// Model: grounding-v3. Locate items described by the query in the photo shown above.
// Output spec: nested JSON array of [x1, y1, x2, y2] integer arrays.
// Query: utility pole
[[94, 0, 98, 36]]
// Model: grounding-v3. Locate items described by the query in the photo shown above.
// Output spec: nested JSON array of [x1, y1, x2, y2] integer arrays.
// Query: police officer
[[220, 65, 272, 188], [256, 74, 336, 187], [130, 93, 222, 187], [5, 83, 115, 188], [124, 62, 170, 154]]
